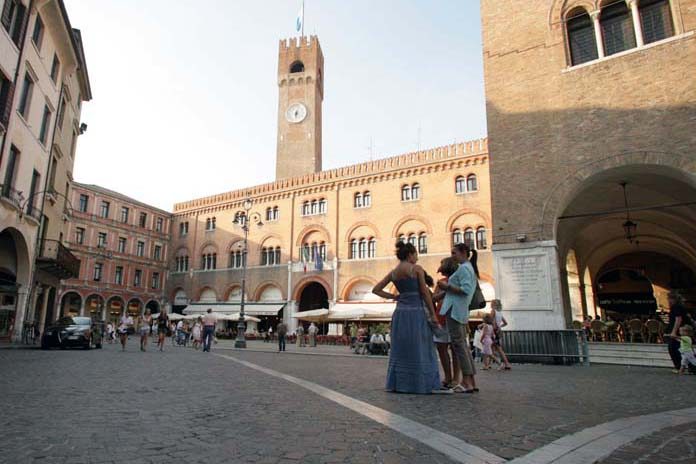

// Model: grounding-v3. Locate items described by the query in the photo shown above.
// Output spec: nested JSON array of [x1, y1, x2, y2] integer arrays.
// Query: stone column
[[627, 0, 645, 47], [79, 297, 86, 316], [12, 288, 29, 343], [590, 10, 605, 58], [28, 285, 42, 323], [332, 257, 338, 303], [38, 288, 51, 335]]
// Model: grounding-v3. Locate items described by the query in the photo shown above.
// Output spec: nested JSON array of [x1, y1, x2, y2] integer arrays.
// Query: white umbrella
[[293, 308, 329, 322], [225, 313, 261, 322], [152, 312, 184, 321]]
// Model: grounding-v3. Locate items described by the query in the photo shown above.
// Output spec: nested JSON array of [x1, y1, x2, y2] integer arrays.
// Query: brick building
[[166, 36, 494, 332], [481, 0, 696, 329], [58, 183, 171, 325]]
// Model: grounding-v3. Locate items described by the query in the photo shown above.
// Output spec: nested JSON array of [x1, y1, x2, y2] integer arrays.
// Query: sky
[[63, 0, 487, 212]]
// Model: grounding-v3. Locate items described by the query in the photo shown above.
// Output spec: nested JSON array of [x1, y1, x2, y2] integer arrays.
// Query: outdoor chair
[[590, 320, 606, 341], [605, 322, 621, 342], [571, 320, 583, 330], [645, 319, 663, 343], [628, 319, 645, 343]]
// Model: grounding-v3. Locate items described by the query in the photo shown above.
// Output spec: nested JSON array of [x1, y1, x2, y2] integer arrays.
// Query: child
[[480, 314, 495, 370], [678, 325, 696, 375]]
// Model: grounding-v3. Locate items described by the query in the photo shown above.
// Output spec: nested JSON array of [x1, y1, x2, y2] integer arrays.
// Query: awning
[[329, 302, 395, 321], [293, 309, 330, 321], [185, 303, 284, 317]]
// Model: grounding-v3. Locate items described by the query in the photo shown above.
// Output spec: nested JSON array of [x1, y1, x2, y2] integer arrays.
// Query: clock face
[[285, 103, 307, 123]]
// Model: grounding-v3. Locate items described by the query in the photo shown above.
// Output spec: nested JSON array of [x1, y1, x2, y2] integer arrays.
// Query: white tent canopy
[[151, 312, 184, 321], [185, 303, 284, 316], [293, 309, 330, 321], [327, 302, 395, 321]]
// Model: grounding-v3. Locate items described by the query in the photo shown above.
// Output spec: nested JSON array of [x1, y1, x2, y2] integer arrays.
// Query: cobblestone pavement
[[599, 424, 696, 464], [1, 341, 696, 463]]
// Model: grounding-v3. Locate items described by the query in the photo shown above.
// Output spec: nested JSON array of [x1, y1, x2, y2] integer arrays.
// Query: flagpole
[[301, 0, 305, 37]]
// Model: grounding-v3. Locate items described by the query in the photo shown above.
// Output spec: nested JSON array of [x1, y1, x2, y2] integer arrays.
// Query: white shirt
[[370, 334, 385, 344], [119, 316, 133, 331], [176, 321, 183, 330]]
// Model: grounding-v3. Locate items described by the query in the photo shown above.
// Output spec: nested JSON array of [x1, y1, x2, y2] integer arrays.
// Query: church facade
[[166, 36, 493, 330]]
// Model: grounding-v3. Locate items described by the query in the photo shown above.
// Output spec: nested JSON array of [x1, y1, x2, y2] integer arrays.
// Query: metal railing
[[0, 183, 22, 208], [499, 329, 589, 366], [38, 239, 81, 278]]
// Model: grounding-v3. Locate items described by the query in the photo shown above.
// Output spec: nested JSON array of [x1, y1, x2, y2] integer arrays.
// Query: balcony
[[36, 240, 81, 279], [0, 183, 22, 210]]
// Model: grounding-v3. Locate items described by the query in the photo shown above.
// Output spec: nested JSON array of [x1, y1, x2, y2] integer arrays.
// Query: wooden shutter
[[11, 2, 27, 45], [1, 0, 14, 31], [0, 80, 14, 128]]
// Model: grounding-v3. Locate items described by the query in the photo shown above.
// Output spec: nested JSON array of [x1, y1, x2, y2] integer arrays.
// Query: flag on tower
[[295, 2, 304, 36]]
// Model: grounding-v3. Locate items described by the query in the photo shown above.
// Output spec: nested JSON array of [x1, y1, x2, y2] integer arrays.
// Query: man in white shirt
[[202, 309, 217, 352], [308, 322, 319, 347], [369, 332, 386, 355]]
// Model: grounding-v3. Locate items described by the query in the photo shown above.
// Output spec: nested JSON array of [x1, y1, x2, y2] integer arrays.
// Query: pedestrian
[[373, 241, 445, 394], [490, 299, 512, 370], [308, 322, 318, 347], [139, 310, 152, 352], [666, 291, 689, 372], [277, 321, 288, 352], [677, 325, 696, 375], [117, 313, 133, 352], [431, 262, 461, 389], [106, 321, 114, 344], [480, 314, 495, 370], [296, 323, 305, 347], [156, 309, 169, 351], [202, 308, 217, 352], [192, 317, 202, 350], [437, 243, 478, 393]]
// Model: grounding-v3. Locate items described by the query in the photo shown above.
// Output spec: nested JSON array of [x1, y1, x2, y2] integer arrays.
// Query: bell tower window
[[290, 60, 305, 73]]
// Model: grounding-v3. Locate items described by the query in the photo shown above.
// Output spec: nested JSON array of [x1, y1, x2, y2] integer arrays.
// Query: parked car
[[41, 317, 103, 350]]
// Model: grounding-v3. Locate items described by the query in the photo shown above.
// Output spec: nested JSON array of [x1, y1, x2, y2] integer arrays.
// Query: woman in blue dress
[[372, 241, 447, 394]]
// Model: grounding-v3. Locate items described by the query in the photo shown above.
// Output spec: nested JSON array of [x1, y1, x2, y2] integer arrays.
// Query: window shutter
[[12, 2, 27, 45], [0, 81, 14, 128], [1, 1, 13, 31], [640, 0, 674, 44]]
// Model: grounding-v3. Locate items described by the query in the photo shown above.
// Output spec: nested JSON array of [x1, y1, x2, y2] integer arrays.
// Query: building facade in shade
[[0, 0, 91, 341], [58, 183, 171, 325], [166, 36, 494, 332], [481, 0, 696, 329]]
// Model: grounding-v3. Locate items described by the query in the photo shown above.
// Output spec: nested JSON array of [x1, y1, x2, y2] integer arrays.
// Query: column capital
[[589, 9, 601, 21], [625, 0, 638, 7]]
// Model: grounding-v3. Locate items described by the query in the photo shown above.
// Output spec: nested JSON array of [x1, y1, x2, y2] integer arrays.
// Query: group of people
[[105, 308, 218, 353], [372, 241, 511, 395]]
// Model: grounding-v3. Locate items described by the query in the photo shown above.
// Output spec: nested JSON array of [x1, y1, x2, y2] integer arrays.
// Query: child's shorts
[[680, 351, 696, 368]]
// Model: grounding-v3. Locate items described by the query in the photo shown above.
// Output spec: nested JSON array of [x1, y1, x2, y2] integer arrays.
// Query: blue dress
[[386, 276, 441, 394]]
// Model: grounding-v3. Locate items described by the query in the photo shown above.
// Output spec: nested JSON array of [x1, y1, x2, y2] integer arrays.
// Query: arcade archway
[[106, 297, 124, 324], [84, 294, 104, 320], [557, 164, 696, 327], [60, 292, 82, 318]]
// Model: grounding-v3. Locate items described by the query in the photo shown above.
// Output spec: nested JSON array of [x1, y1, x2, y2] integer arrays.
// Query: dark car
[[41, 317, 103, 350]]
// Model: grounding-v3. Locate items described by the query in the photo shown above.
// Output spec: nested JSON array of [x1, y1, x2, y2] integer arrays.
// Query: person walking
[[490, 299, 512, 370], [106, 322, 115, 344], [191, 317, 202, 350], [202, 309, 217, 352], [156, 310, 169, 352], [480, 314, 495, 370], [117, 313, 133, 352], [308, 322, 319, 347], [296, 323, 305, 347], [437, 243, 478, 393], [277, 321, 288, 352], [372, 241, 445, 394], [139, 310, 153, 352], [666, 291, 689, 372]]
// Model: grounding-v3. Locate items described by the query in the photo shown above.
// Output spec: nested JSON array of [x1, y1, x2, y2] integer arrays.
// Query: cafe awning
[[328, 302, 395, 321], [184, 303, 285, 316], [293, 309, 330, 321]]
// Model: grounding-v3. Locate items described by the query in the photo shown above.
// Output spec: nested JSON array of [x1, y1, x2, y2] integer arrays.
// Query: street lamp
[[232, 197, 263, 348]]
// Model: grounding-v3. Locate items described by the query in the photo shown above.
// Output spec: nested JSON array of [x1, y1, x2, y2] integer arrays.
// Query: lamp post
[[232, 197, 263, 348]]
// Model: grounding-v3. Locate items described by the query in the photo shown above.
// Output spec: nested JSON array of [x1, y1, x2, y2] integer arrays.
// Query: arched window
[[358, 239, 367, 259], [318, 242, 326, 260], [640, 0, 674, 44], [476, 227, 487, 250], [466, 174, 478, 192], [418, 233, 428, 254], [464, 228, 474, 249], [354, 192, 363, 208], [411, 183, 420, 200], [363, 191, 371, 207], [234, 211, 246, 226], [261, 248, 268, 266], [202, 253, 217, 270], [455, 176, 466, 194], [266, 206, 279, 221], [318, 198, 327, 214], [350, 239, 358, 259], [407, 233, 417, 247], [310, 200, 318, 215], [398, 234, 406, 244], [275, 247, 281, 264], [601, 1, 636, 56], [452, 229, 463, 246], [301, 243, 311, 261], [401, 185, 411, 201], [273, 206, 279, 220], [368, 238, 376, 258], [290, 60, 305, 73], [230, 250, 244, 268], [567, 8, 598, 65], [302, 201, 309, 216]]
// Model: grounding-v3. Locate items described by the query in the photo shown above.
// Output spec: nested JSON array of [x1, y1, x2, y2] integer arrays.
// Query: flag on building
[[295, 2, 304, 36], [315, 249, 323, 271], [302, 246, 310, 273]]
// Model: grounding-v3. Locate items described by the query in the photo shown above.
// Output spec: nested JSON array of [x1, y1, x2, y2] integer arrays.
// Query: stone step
[[589, 342, 667, 353], [590, 354, 673, 368]]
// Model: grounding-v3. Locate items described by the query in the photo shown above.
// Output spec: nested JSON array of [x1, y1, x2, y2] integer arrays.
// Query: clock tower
[[275, 36, 324, 180]]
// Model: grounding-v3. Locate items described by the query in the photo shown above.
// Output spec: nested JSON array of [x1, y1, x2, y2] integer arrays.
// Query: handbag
[[469, 280, 486, 310]]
